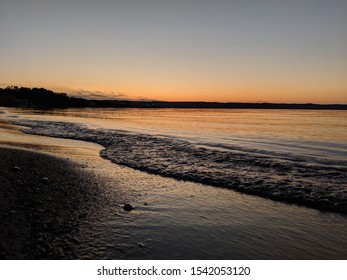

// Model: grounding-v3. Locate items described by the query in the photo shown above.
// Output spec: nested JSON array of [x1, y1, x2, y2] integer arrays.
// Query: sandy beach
[[0, 118, 110, 259], [1, 116, 347, 259], [0, 146, 110, 259]]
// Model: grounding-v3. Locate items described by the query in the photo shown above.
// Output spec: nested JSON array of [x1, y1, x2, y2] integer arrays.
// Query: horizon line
[[1, 85, 347, 106]]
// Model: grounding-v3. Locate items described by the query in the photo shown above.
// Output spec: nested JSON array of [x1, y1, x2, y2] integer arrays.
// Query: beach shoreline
[[0, 146, 108, 259], [1, 114, 347, 260], [8, 111, 347, 215]]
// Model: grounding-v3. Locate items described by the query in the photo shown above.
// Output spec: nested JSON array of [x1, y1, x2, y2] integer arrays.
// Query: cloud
[[70, 89, 127, 100], [36, 86, 128, 100], [66, 88, 157, 101], [0, 83, 159, 101]]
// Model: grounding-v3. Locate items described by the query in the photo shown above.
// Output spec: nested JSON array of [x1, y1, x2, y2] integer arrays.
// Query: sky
[[1, 0, 346, 103]]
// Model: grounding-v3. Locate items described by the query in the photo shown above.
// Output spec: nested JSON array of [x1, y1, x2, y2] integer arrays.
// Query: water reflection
[[1, 108, 347, 259]]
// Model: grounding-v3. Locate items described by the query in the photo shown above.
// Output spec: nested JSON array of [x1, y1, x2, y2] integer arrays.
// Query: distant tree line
[[0, 86, 88, 108], [0, 85, 346, 110]]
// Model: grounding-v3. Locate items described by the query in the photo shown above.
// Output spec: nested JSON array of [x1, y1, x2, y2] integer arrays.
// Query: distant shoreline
[[86, 100, 347, 110], [1, 86, 346, 109]]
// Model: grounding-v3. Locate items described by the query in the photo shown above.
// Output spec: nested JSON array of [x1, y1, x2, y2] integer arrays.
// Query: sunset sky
[[1, 0, 346, 103]]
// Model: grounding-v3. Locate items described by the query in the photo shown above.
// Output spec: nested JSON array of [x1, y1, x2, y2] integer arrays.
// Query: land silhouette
[[1, 86, 346, 110]]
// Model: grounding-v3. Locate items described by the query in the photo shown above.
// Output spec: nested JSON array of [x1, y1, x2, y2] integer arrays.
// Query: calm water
[[5, 108, 347, 162], [1, 107, 347, 259]]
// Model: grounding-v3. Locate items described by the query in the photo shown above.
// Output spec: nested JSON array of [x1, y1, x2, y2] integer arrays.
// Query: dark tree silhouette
[[0, 85, 346, 110], [0, 86, 88, 108]]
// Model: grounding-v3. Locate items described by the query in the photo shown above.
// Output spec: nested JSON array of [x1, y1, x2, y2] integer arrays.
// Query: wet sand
[[1, 118, 347, 259], [0, 146, 110, 259]]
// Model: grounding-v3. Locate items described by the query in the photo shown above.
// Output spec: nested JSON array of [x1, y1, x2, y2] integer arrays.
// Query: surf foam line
[[13, 119, 347, 214]]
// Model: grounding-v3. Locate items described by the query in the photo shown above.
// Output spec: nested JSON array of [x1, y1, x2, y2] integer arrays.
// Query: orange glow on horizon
[[1, 80, 346, 104], [1, 1, 346, 104]]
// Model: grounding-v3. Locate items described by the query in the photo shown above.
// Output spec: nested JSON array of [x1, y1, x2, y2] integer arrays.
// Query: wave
[[13, 119, 347, 214], [190, 140, 347, 167]]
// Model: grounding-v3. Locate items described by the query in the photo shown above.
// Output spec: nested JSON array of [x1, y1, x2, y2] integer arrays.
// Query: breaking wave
[[13, 119, 347, 214]]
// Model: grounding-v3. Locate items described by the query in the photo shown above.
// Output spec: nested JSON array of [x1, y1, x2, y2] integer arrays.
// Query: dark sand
[[0, 147, 107, 259]]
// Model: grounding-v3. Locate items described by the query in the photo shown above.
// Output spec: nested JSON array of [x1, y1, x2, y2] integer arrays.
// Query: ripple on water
[[13, 119, 347, 214]]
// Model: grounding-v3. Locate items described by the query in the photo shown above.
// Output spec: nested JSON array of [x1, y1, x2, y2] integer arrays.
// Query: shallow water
[[1, 111, 347, 259], [3, 108, 347, 213], [79, 157, 347, 259], [4, 108, 347, 163]]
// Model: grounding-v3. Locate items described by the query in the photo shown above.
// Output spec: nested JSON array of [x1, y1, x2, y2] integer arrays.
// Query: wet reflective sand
[[1, 118, 347, 259]]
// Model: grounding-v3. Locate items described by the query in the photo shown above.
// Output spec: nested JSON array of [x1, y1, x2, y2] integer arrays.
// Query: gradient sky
[[1, 0, 346, 103]]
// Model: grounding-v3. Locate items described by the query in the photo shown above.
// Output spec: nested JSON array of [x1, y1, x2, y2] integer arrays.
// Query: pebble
[[40, 177, 49, 184], [12, 166, 21, 172], [123, 203, 134, 211]]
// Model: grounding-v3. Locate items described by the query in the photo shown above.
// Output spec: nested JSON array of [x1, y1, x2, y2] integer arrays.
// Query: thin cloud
[[71, 89, 127, 100], [0, 83, 159, 101]]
